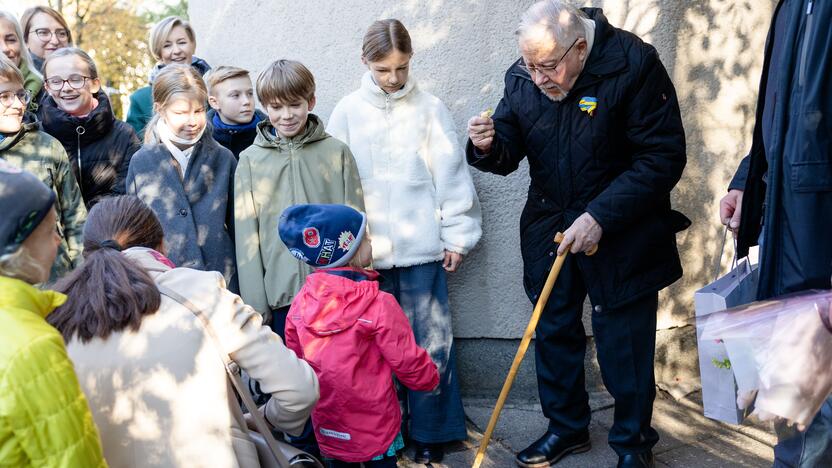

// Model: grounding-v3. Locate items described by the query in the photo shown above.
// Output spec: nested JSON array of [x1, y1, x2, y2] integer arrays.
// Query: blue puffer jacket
[[467, 7, 688, 309]]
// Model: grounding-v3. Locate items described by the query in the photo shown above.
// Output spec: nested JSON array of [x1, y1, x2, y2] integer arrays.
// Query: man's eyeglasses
[[45, 74, 91, 91], [31, 28, 69, 42], [519, 37, 580, 76], [0, 90, 32, 108]]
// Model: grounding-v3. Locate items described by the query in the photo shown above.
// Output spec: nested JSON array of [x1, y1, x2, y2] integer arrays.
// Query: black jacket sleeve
[[729, 155, 751, 191], [466, 72, 528, 176], [113, 124, 142, 195], [585, 48, 687, 234]]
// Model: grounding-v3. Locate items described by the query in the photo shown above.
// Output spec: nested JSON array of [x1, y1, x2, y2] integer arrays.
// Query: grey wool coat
[[126, 135, 238, 291]]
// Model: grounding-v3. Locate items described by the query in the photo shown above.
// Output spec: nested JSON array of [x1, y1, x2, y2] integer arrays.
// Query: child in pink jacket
[[279, 204, 439, 467]]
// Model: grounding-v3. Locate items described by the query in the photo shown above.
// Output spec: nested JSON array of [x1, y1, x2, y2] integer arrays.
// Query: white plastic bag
[[701, 290, 832, 429]]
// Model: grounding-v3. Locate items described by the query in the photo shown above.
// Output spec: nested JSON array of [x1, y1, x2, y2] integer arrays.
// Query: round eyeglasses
[[31, 28, 69, 42], [45, 74, 91, 91], [0, 90, 32, 108]]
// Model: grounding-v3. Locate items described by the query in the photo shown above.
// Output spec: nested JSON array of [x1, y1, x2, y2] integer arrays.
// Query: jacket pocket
[[792, 161, 832, 192]]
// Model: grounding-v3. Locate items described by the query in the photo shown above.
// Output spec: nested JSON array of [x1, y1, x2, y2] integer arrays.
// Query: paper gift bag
[[694, 256, 759, 424]]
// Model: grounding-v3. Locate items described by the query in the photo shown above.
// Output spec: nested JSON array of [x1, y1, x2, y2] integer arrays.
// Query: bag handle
[[158, 285, 293, 468], [714, 225, 749, 282]]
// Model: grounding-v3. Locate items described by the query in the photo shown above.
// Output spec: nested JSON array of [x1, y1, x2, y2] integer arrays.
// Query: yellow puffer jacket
[[0, 276, 106, 467]]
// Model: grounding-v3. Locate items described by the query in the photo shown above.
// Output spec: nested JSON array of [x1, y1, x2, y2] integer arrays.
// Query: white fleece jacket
[[328, 72, 482, 269]]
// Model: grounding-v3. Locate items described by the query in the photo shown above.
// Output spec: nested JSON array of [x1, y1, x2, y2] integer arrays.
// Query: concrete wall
[[190, 0, 775, 398]]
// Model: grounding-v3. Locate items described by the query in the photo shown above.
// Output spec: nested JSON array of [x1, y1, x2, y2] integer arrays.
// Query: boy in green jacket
[[234, 59, 364, 339]]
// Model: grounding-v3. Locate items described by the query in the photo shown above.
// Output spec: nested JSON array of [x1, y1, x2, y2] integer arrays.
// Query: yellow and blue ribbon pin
[[578, 97, 597, 116]]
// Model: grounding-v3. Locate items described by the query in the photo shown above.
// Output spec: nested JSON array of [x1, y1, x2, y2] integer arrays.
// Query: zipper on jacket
[[288, 140, 305, 290], [384, 94, 395, 263], [75, 125, 85, 191], [798, 1, 814, 87]]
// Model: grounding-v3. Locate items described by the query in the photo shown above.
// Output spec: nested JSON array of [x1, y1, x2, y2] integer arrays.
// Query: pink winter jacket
[[284, 267, 439, 462]]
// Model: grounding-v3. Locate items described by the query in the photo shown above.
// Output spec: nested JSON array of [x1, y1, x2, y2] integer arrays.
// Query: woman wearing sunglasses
[[37, 47, 140, 208], [0, 54, 85, 282], [20, 6, 71, 73]]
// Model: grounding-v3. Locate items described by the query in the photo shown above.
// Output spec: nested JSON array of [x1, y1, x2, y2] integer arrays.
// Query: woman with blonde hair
[[0, 10, 43, 112], [127, 16, 211, 137], [0, 163, 106, 467]]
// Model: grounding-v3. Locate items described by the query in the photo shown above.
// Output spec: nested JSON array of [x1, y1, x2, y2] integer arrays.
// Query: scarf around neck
[[156, 119, 204, 178]]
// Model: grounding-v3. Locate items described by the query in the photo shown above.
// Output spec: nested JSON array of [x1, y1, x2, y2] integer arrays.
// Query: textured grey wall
[[189, 0, 775, 360]]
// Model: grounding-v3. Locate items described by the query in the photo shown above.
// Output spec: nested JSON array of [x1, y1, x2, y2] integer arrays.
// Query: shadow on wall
[[189, 0, 775, 373]]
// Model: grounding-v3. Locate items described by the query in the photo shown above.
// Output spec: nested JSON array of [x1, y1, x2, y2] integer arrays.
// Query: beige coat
[[66, 247, 319, 468]]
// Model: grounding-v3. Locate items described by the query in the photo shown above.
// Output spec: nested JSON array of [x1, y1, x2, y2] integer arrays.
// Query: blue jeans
[[773, 397, 832, 467], [376, 262, 467, 444]]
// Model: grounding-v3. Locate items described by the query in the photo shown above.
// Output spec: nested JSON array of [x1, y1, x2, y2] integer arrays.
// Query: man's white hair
[[516, 0, 587, 52]]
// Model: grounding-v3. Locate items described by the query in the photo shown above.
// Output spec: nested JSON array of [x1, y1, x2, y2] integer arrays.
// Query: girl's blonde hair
[[149, 16, 196, 63], [42, 47, 98, 79], [362, 19, 412, 62], [144, 64, 208, 144], [20, 6, 73, 47], [0, 11, 42, 81]]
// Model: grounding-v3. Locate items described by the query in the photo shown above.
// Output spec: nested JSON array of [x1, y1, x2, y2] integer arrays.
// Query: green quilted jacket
[[0, 276, 106, 467], [0, 123, 86, 280]]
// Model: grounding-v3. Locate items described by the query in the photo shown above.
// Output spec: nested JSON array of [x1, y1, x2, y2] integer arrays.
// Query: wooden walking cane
[[472, 232, 597, 468]]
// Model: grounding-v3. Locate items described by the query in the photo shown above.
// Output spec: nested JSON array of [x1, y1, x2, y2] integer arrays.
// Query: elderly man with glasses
[[467, 2, 687, 467]]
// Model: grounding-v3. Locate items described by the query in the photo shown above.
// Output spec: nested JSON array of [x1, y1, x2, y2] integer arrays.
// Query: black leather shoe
[[617, 451, 655, 468], [412, 441, 443, 464], [515, 430, 591, 467]]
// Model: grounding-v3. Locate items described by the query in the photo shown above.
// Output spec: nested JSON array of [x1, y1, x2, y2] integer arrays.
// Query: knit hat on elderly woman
[[0, 160, 56, 256], [278, 204, 367, 269]]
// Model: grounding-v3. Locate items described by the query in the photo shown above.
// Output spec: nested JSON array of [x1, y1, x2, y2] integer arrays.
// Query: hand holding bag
[[158, 286, 322, 468]]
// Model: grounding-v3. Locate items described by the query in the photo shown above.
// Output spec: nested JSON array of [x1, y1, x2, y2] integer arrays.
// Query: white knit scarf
[[156, 119, 205, 179]]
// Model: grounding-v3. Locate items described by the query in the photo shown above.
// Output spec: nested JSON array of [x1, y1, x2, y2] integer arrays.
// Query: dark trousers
[[324, 455, 398, 467], [377, 262, 467, 444], [535, 254, 659, 456], [268, 305, 291, 342]]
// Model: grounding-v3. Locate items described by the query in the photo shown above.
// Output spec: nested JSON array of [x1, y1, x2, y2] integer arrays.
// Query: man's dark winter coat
[[731, 0, 832, 300], [467, 8, 688, 309]]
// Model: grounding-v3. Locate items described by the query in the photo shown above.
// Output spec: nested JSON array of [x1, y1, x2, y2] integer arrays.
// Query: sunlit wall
[[190, 0, 776, 387]]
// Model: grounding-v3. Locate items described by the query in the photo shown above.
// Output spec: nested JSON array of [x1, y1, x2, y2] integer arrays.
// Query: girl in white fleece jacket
[[327, 18, 482, 464]]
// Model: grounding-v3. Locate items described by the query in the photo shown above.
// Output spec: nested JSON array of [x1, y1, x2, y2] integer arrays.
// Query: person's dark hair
[[361, 19, 412, 62], [48, 196, 164, 343]]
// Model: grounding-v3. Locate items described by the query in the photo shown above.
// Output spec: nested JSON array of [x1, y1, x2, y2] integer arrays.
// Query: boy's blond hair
[[256, 59, 315, 105], [205, 66, 251, 96], [149, 16, 196, 63], [0, 54, 24, 85]]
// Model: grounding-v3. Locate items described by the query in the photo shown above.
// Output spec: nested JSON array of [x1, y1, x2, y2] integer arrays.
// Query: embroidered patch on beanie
[[278, 204, 367, 269]]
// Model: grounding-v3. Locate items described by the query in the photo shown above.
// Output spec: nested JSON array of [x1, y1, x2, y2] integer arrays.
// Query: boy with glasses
[[0, 54, 85, 281]]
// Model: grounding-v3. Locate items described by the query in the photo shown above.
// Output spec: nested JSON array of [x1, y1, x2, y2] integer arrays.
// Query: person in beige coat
[[48, 195, 320, 468]]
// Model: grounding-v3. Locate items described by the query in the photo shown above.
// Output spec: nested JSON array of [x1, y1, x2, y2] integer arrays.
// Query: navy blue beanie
[[278, 204, 367, 268], [0, 160, 56, 256]]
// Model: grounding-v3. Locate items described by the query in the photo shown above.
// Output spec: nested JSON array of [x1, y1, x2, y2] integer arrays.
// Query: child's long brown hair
[[48, 196, 164, 343], [362, 19, 413, 62]]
